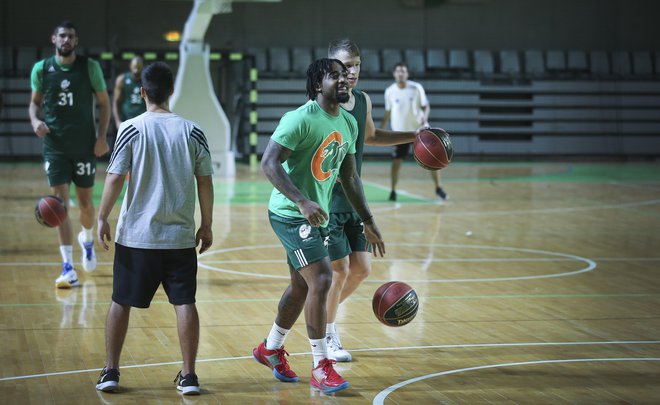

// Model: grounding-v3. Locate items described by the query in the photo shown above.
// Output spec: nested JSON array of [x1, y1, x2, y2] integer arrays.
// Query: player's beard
[[337, 92, 350, 103], [57, 46, 74, 57]]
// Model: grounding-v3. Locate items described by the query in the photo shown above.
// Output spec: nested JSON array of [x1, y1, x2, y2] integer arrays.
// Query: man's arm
[[94, 90, 111, 157], [363, 92, 416, 146], [28, 91, 49, 138], [97, 172, 126, 250], [195, 174, 214, 253], [112, 74, 124, 128], [338, 154, 385, 257], [261, 138, 327, 226]]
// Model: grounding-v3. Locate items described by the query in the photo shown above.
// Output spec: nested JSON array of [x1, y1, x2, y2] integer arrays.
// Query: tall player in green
[[29, 21, 111, 288], [325, 39, 422, 361], [112, 56, 146, 128], [252, 59, 385, 394]]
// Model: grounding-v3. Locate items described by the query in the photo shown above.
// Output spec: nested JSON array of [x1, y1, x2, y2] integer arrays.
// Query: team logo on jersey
[[60, 79, 71, 91], [48, 65, 55, 73], [299, 224, 312, 239], [311, 131, 350, 182]]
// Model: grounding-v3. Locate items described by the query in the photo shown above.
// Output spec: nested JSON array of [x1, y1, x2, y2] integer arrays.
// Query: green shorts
[[327, 212, 371, 261], [268, 211, 330, 270], [44, 154, 97, 188]]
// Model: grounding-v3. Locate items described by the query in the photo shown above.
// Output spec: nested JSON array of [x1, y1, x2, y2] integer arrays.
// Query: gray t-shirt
[[107, 111, 213, 249]]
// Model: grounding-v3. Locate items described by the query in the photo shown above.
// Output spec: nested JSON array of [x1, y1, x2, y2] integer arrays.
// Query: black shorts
[[112, 243, 197, 308], [392, 143, 411, 159]]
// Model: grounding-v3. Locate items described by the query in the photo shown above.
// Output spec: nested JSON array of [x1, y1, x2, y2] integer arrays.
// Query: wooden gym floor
[[1, 159, 659, 404]]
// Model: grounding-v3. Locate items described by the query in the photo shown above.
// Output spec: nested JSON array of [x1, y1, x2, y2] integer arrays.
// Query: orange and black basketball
[[35, 195, 67, 228], [413, 127, 453, 170], [372, 281, 419, 327]]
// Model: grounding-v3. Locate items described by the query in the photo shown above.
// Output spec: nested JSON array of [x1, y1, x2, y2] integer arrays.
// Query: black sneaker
[[96, 367, 120, 392], [174, 370, 201, 395], [436, 187, 448, 200], [389, 190, 397, 201]]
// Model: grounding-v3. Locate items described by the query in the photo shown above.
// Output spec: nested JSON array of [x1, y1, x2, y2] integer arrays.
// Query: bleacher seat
[[567, 50, 588, 72], [589, 51, 610, 76], [381, 48, 402, 73], [632, 51, 653, 76], [523, 50, 545, 76], [403, 49, 425, 75], [499, 50, 521, 75], [426, 49, 448, 71], [246, 47, 268, 72], [360, 48, 381, 76], [313, 46, 327, 61], [611, 51, 632, 76], [448, 50, 470, 72], [291, 47, 312, 74], [473, 50, 494, 75], [546, 50, 566, 71], [267, 47, 291, 74]]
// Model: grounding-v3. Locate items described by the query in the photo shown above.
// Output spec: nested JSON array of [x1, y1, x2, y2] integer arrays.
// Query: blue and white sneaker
[[78, 231, 97, 273], [55, 263, 80, 289]]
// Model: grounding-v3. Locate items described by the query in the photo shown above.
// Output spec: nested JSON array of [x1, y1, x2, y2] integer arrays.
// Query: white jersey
[[107, 111, 214, 249], [383, 80, 429, 131]]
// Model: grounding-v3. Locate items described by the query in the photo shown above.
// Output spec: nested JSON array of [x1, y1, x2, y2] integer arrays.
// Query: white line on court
[[373, 357, 660, 405], [1, 340, 658, 383]]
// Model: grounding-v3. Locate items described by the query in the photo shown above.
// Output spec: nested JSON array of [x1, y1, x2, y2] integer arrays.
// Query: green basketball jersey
[[330, 88, 367, 213], [120, 72, 146, 120], [37, 56, 96, 157], [268, 101, 358, 224]]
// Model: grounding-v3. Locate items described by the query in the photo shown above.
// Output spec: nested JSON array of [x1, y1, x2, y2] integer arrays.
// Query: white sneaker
[[55, 263, 80, 289], [327, 333, 352, 362], [78, 231, 97, 273]]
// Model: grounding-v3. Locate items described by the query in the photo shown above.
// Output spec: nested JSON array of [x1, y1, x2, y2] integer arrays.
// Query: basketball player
[[381, 62, 448, 201], [252, 58, 385, 394], [28, 21, 110, 288], [324, 39, 423, 362], [96, 62, 214, 395], [112, 56, 146, 128]]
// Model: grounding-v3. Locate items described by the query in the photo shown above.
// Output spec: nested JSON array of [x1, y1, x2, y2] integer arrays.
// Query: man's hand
[[363, 221, 386, 257], [32, 120, 50, 138], [196, 225, 213, 254], [97, 218, 112, 250], [94, 138, 110, 157], [299, 199, 328, 228]]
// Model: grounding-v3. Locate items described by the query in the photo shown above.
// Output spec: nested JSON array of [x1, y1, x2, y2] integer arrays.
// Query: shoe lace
[[274, 347, 292, 370], [321, 358, 338, 376], [328, 334, 343, 349]]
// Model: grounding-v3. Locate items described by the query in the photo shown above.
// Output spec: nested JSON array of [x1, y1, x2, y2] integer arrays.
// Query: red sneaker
[[310, 358, 349, 394], [252, 340, 299, 382]]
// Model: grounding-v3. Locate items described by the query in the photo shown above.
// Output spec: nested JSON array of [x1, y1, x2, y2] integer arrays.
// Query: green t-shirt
[[331, 88, 368, 213], [30, 55, 107, 157], [268, 101, 358, 224]]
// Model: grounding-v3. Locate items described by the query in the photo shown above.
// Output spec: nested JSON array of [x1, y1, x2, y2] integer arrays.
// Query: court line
[[1, 340, 658, 382], [197, 243, 597, 282], [373, 357, 660, 405]]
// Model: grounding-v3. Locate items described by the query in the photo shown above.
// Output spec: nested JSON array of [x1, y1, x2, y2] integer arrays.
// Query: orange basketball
[[372, 281, 419, 327], [35, 195, 67, 227], [413, 128, 453, 170]]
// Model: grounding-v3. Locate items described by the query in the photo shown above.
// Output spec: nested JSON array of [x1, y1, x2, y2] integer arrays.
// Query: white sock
[[326, 322, 337, 336], [81, 226, 94, 242], [60, 245, 73, 264], [310, 338, 327, 367], [265, 323, 290, 350]]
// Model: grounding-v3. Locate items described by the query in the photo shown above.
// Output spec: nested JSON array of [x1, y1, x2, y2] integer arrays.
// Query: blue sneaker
[[55, 263, 80, 289], [78, 231, 97, 273]]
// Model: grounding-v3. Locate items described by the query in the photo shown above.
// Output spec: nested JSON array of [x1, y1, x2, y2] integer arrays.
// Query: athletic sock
[[265, 323, 290, 350], [325, 322, 337, 336], [309, 338, 327, 368], [60, 245, 73, 265], [81, 226, 94, 242]]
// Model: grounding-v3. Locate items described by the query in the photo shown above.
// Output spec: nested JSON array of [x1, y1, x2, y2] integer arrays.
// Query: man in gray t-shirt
[[95, 62, 213, 396]]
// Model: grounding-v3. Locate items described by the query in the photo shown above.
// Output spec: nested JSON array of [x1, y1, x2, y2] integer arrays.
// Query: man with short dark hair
[[112, 56, 146, 127], [252, 58, 385, 394], [29, 21, 111, 288], [96, 61, 214, 395]]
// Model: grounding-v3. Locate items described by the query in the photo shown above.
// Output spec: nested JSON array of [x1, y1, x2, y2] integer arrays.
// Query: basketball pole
[[171, 0, 281, 177]]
